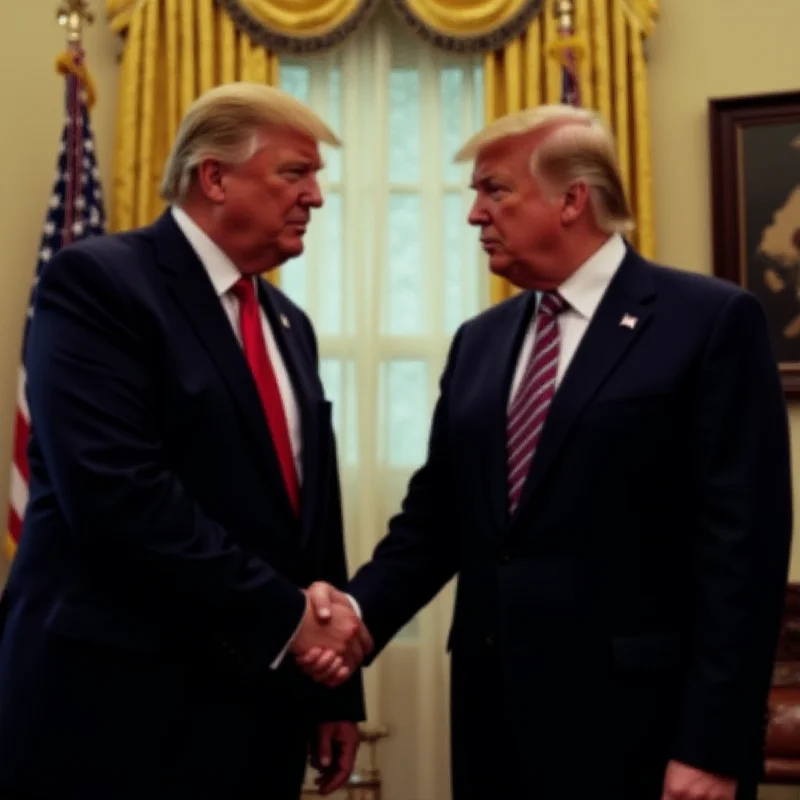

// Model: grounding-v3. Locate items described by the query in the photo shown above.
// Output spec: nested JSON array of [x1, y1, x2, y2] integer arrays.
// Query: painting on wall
[[709, 90, 800, 399]]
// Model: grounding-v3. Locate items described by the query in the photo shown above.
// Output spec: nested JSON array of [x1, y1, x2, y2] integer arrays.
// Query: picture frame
[[709, 90, 800, 399]]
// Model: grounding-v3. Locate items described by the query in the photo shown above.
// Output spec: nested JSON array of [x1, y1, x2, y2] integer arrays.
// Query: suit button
[[485, 634, 495, 646], [500, 552, 511, 564]]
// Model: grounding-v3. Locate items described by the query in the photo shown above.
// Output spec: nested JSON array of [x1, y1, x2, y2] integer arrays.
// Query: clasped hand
[[289, 582, 373, 687]]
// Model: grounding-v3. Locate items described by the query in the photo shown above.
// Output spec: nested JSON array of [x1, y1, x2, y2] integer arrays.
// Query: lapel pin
[[620, 313, 638, 330], [280, 314, 290, 329]]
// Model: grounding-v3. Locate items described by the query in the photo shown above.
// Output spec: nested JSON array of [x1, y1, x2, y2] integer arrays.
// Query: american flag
[[560, 40, 582, 107], [5, 46, 105, 557]]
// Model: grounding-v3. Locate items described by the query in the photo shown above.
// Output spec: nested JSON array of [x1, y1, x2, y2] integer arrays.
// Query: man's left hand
[[311, 721, 360, 795], [661, 760, 737, 800]]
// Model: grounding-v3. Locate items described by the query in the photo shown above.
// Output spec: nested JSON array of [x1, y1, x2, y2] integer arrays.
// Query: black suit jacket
[[348, 247, 792, 798], [0, 211, 364, 798]]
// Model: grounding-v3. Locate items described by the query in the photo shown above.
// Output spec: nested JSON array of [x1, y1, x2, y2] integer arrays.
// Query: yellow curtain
[[108, 0, 279, 234], [484, 0, 659, 305]]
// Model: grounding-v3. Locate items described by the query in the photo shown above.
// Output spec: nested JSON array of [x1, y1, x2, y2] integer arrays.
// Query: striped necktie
[[507, 291, 568, 514]]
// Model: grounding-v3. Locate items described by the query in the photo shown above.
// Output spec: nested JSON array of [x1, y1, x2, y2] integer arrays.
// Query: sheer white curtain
[[280, 10, 485, 799]]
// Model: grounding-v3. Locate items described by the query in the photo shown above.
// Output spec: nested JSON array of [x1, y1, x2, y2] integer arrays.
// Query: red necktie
[[507, 291, 568, 514], [231, 278, 300, 515]]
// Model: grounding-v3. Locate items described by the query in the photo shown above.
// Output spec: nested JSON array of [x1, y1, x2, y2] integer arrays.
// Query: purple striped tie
[[507, 291, 568, 514]]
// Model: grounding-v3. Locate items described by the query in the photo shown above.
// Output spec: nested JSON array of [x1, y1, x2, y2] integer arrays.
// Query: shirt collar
[[171, 205, 245, 297], [557, 233, 626, 319]]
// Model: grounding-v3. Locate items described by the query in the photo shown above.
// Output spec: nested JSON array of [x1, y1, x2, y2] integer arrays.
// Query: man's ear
[[561, 181, 591, 225], [196, 158, 226, 204]]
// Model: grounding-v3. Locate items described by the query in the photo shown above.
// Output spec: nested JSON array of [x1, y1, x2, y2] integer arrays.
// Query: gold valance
[[107, 0, 550, 53], [214, 0, 380, 52], [107, 0, 656, 52], [389, 0, 544, 53]]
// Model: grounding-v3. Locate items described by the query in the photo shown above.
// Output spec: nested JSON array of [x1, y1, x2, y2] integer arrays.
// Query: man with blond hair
[[301, 105, 793, 799], [0, 82, 370, 799]]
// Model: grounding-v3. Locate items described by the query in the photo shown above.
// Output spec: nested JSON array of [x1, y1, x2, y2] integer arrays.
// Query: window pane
[[385, 194, 423, 334], [389, 69, 420, 184], [441, 67, 465, 184], [280, 65, 309, 102], [325, 68, 343, 185], [474, 63, 484, 129], [320, 358, 358, 467], [279, 252, 307, 309], [443, 191, 472, 333], [382, 360, 428, 467], [343, 360, 358, 466], [317, 192, 343, 335]]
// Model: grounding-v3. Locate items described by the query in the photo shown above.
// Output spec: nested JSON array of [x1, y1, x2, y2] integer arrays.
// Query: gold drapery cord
[[110, 0, 279, 238], [484, 0, 658, 305]]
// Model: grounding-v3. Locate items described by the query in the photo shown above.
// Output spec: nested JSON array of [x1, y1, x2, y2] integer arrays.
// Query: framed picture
[[709, 90, 800, 398]]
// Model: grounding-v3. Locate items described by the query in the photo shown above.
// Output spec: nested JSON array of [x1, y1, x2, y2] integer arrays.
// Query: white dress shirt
[[509, 233, 627, 405], [171, 206, 304, 667]]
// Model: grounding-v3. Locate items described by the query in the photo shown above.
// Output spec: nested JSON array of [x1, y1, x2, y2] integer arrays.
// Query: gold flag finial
[[57, 0, 94, 44], [554, 0, 576, 36]]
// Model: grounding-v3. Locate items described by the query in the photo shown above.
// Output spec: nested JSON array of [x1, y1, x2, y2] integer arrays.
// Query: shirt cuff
[[270, 594, 307, 670], [347, 594, 361, 619]]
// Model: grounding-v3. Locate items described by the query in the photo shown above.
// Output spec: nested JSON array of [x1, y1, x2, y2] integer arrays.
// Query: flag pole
[[554, 0, 575, 37], [550, 0, 583, 107], [57, 0, 94, 44]]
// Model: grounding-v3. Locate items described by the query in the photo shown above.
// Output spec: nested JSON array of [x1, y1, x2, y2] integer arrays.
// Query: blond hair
[[454, 105, 634, 234], [160, 82, 341, 202]]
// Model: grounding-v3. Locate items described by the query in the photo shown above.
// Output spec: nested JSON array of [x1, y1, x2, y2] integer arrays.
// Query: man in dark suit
[[301, 106, 793, 800], [0, 83, 369, 799]]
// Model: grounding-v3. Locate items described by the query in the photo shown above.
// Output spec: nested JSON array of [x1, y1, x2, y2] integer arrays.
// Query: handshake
[[289, 582, 373, 687]]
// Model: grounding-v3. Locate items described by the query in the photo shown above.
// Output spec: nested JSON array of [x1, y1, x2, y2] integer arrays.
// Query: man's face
[[468, 134, 568, 290], [216, 126, 324, 274]]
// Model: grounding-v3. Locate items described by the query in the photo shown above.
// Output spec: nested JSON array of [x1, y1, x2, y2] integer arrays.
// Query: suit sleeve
[[671, 290, 793, 776], [347, 328, 465, 658], [26, 248, 306, 672]]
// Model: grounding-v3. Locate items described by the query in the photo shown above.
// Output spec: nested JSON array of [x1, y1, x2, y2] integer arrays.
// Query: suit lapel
[[483, 292, 539, 535], [257, 281, 323, 545], [151, 212, 295, 520], [508, 251, 656, 531]]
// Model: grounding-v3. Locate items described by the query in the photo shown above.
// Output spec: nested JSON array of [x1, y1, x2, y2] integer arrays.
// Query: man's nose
[[468, 199, 488, 226], [302, 177, 324, 209]]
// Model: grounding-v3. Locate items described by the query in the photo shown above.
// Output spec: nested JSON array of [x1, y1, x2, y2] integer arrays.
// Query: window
[[280, 12, 485, 637]]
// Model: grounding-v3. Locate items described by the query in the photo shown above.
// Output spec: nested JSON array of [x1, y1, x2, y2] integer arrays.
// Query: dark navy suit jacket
[[0, 211, 364, 798], [348, 247, 792, 799]]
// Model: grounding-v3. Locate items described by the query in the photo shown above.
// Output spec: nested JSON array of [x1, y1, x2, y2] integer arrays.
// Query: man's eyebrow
[[470, 173, 495, 189], [279, 159, 325, 171]]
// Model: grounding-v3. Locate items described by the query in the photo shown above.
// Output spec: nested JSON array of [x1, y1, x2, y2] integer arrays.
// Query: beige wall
[[0, 0, 120, 577], [0, 8, 799, 569]]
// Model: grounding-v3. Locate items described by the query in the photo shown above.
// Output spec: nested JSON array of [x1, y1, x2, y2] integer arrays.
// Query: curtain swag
[[388, 0, 543, 54], [213, 0, 545, 54], [214, 0, 381, 54]]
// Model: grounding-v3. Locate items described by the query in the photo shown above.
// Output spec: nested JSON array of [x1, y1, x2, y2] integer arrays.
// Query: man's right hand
[[289, 588, 371, 687]]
